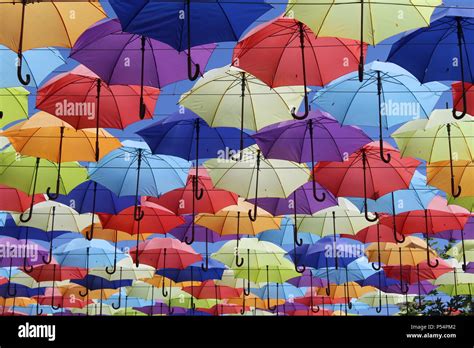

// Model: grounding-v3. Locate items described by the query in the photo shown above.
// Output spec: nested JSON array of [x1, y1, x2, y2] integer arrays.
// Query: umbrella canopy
[[428, 160, 474, 197], [0, 87, 29, 129], [0, 185, 45, 213], [452, 82, 474, 117], [70, 19, 216, 88], [88, 146, 191, 197], [36, 65, 159, 129], [0, 0, 106, 85], [0, 46, 64, 88], [1, 111, 121, 162]]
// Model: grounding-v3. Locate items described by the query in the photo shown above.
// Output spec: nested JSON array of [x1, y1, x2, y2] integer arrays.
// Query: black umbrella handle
[[358, 0, 365, 82], [248, 150, 261, 221], [371, 224, 382, 271], [47, 126, 65, 200], [447, 124, 462, 197], [239, 72, 247, 160], [376, 71, 391, 163], [17, 0, 31, 86], [391, 192, 405, 243], [186, 0, 200, 81], [293, 192, 303, 246], [139, 36, 147, 119], [425, 210, 439, 268], [309, 119, 326, 202], [453, 17, 467, 120], [292, 22, 309, 120], [20, 157, 40, 223], [362, 151, 379, 222]]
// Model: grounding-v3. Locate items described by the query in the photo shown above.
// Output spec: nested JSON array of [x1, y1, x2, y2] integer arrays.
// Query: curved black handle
[[51, 303, 61, 310], [452, 17, 467, 120], [19, 208, 33, 223], [133, 205, 145, 221], [79, 288, 89, 297], [235, 252, 244, 267], [371, 262, 381, 271], [240, 295, 246, 315], [193, 182, 204, 201], [184, 221, 195, 245], [23, 257, 34, 273], [201, 258, 209, 272], [295, 264, 306, 273], [46, 186, 59, 200], [42, 252, 53, 265], [186, 0, 199, 81], [105, 260, 117, 275], [293, 225, 303, 247], [358, 62, 364, 83], [17, 54, 31, 86], [86, 222, 95, 241], [379, 145, 391, 164], [7, 283, 17, 297], [291, 97, 309, 120], [364, 209, 379, 223]]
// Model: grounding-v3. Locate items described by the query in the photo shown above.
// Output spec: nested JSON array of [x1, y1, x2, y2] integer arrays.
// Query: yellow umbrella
[[1, 111, 121, 198], [0, 0, 106, 85], [285, 0, 441, 80], [428, 160, 474, 197]]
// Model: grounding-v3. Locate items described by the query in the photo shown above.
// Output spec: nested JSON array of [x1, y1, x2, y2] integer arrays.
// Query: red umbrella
[[380, 197, 470, 268], [342, 220, 402, 244], [28, 263, 87, 282], [147, 168, 238, 244], [130, 237, 201, 297], [36, 65, 159, 160], [383, 259, 452, 284], [0, 185, 45, 212], [233, 16, 366, 119], [182, 280, 242, 300], [35, 288, 90, 309], [452, 81, 473, 117], [99, 200, 185, 269], [313, 142, 420, 221]]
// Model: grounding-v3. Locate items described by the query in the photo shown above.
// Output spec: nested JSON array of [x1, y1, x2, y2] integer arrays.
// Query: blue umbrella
[[347, 171, 439, 215], [156, 259, 226, 283], [387, 8, 474, 118], [0, 283, 45, 298], [72, 274, 133, 290], [109, 0, 272, 80], [313, 61, 447, 162], [251, 283, 306, 301], [258, 217, 320, 247], [53, 238, 126, 269], [312, 257, 376, 285], [137, 110, 254, 198], [88, 144, 190, 221], [56, 180, 136, 240], [0, 46, 65, 88]]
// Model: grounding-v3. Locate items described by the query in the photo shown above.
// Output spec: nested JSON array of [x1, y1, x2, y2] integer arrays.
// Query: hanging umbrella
[[0, 87, 29, 128], [138, 110, 255, 197], [448, 195, 474, 212], [0, 45, 65, 88], [89, 145, 190, 227], [109, 0, 271, 80], [434, 268, 474, 297], [147, 168, 238, 244], [358, 290, 408, 315], [387, 8, 474, 118], [0, 149, 88, 222], [232, 16, 367, 118], [452, 81, 474, 117], [180, 65, 305, 155], [71, 19, 215, 118], [347, 171, 439, 218], [0, 0, 106, 85], [166, 216, 234, 244], [258, 217, 320, 247], [313, 61, 447, 161], [313, 142, 420, 221], [248, 181, 337, 245], [36, 65, 159, 161], [56, 180, 136, 240], [383, 259, 452, 284], [392, 108, 474, 197], [195, 198, 281, 270], [156, 259, 226, 284], [204, 145, 310, 220], [285, 0, 441, 80], [447, 240, 474, 271], [0, 185, 45, 213], [428, 160, 474, 197], [99, 200, 185, 268], [1, 111, 121, 199], [312, 257, 377, 285]]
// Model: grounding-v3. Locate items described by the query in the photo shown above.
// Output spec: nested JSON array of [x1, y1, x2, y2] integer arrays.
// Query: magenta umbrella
[[70, 19, 215, 119]]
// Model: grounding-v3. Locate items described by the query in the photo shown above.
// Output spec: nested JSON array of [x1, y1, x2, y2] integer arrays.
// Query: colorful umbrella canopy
[[387, 8, 474, 118], [109, 0, 271, 80], [285, 0, 441, 78], [0, 87, 29, 129], [0, 0, 106, 85]]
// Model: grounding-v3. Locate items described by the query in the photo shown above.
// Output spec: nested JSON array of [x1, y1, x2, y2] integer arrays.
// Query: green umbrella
[[0, 87, 29, 128], [434, 268, 474, 296], [447, 195, 474, 212], [447, 240, 474, 271], [204, 145, 310, 220], [0, 149, 88, 222]]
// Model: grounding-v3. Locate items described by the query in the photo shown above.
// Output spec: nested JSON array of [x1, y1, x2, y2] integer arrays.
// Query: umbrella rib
[[269, 26, 299, 87], [50, 2, 73, 48], [6, 88, 28, 118]]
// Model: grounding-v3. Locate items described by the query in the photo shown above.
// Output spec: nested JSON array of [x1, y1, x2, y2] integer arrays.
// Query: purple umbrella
[[252, 110, 370, 203], [287, 269, 328, 288], [0, 237, 49, 268], [248, 181, 337, 246], [70, 19, 216, 118]]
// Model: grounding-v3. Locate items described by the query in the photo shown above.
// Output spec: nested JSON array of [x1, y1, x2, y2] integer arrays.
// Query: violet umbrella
[[248, 181, 337, 246], [253, 111, 371, 203], [70, 19, 216, 119]]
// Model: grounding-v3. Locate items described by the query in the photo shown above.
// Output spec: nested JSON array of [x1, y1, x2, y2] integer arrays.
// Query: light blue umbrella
[[347, 171, 439, 215], [0, 46, 65, 87], [313, 61, 447, 162], [88, 144, 191, 221], [257, 217, 320, 247], [251, 283, 307, 301], [312, 257, 377, 285], [53, 238, 127, 268]]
